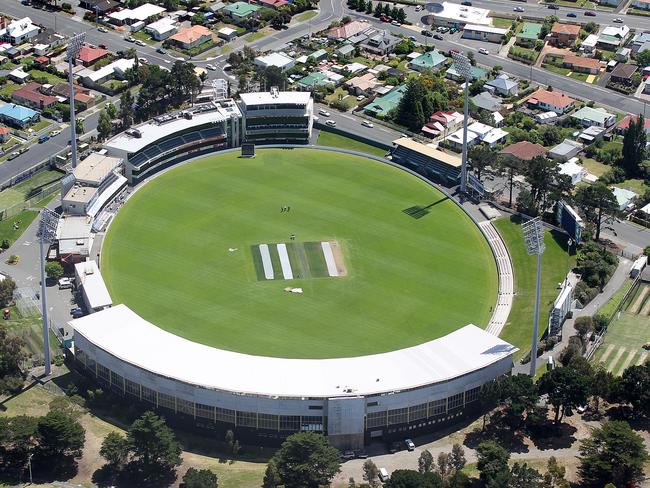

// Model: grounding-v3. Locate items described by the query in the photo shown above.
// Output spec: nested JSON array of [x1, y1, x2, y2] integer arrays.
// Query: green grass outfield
[[493, 217, 575, 362], [102, 149, 497, 359]]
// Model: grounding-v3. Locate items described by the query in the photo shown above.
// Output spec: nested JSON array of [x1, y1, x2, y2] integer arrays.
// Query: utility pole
[[452, 51, 471, 195], [66, 32, 86, 169], [522, 217, 546, 377]]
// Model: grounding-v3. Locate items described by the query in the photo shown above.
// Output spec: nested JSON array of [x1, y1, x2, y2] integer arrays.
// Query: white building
[[108, 3, 166, 25], [145, 17, 178, 41], [462, 24, 509, 43], [558, 158, 587, 185], [581, 34, 599, 53], [217, 27, 238, 41], [445, 122, 508, 150], [56, 215, 93, 262], [612, 187, 638, 211], [253, 52, 295, 71], [77, 58, 136, 88], [429, 2, 492, 27], [74, 260, 113, 313], [0, 17, 40, 45]]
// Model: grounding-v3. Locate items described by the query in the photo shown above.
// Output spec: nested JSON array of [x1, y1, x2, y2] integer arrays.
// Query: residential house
[[360, 31, 400, 56], [8, 68, 30, 84], [616, 114, 650, 135], [549, 22, 580, 47], [0, 127, 10, 143], [602, 25, 630, 40], [535, 111, 558, 125], [645, 77, 650, 94], [609, 63, 638, 84], [217, 27, 237, 41], [549, 139, 583, 161], [563, 54, 601, 74], [0, 17, 40, 45], [145, 17, 178, 41], [346, 72, 381, 96], [77, 45, 109, 67], [631, 0, 650, 10], [612, 187, 637, 211], [485, 74, 518, 97], [336, 44, 355, 57], [408, 50, 447, 72], [581, 34, 599, 53], [445, 122, 508, 150], [79, 0, 120, 14], [630, 31, 650, 56], [364, 84, 407, 117], [255, 0, 288, 8], [597, 34, 623, 51], [558, 158, 587, 185], [209, 2, 227, 13], [526, 89, 576, 114], [516, 22, 542, 47], [225, 2, 261, 20], [446, 64, 487, 82], [11, 82, 58, 111], [77, 58, 136, 89], [616, 47, 631, 62], [297, 71, 328, 89], [599, 0, 621, 7], [108, 3, 165, 26], [462, 24, 509, 43], [0, 103, 39, 128], [578, 125, 606, 144], [327, 20, 371, 41], [309, 49, 328, 62], [571, 106, 616, 128], [168, 25, 213, 50], [471, 91, 502, 112], [499, 141, 547, 162], [31, 29, 66, 51], [421, 110, 464, 139], [254, 52, 295, 71], [48, 82, 97, 110], [342, 62, 367, 74]]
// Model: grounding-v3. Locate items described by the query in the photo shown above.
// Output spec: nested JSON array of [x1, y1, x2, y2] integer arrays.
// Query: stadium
[[70, 91, 516, 450]]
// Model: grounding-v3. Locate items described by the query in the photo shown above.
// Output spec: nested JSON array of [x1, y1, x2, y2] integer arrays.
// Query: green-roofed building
[[364, 84, 407, 117], [408, 50, 448, 72], [516, 22, 543, 47], [297, 71, 328, 89], [446, 64, 487, 82], [226, 1, 261, 20]]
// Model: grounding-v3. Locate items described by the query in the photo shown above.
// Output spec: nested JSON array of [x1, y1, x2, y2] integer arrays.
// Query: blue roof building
[[0, 103, 40, 128]]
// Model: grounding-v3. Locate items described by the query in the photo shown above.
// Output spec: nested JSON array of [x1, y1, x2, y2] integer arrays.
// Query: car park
[[405, 439, 415, 451], [325, 119, 336, 127], [362, 120, 374, 128], [319, 109, 331, 116], [478, 48, 489, 55], [135, 39, 147, 46], [97, 26, 108, 33]]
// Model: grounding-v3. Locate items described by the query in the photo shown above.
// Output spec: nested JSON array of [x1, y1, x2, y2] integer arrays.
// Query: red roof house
[[76, 45, 109, 66]]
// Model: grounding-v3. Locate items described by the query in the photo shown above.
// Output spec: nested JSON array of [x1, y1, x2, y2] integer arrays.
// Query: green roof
[[446, 64, 487, 81], [226, 1, 261, 17], [517, 22, 543, 41], [364, 84, 407, 116], [409, 50, 447, 70], [297, 71, 327, 88]]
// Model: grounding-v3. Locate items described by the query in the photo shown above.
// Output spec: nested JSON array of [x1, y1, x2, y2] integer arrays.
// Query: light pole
[[66, 32, 86, 169], [522, 217, 546, 377], [451, 51, 471, 195], [27, 453, 34, 484], [36, 208, 60, 377]]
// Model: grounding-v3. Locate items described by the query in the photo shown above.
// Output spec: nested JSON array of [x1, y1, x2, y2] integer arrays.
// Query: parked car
[[325, 119, 336, 127], [134, 39, 147, 46], [7, 152, 20, 160], [379, 15, 390, 22], [391, 19, 401, 25], [379, 468, 390, 482], [613, 17, 623, 23], [18, 147, 28, 154], [58, 278, 73, 290], [156, 47, 166, 54], [437, 26, 449, 33], [547, 4, 559, 9], [206, 64, 216, 70], [125, 36, 135, 42], [584, 10, 596, 15], [478, 48, 489, 55], [50, 129, 61, 137], [408, 35, 417, 41], [342, 450, 355, 460], [362, 120, 374, 128], [356, 451, 369, 459], [513, 6, 524, 12], [405, 439, 415, 451], [38, 135, 50, 143], [318, 109, 331, 117], [461, 1, 472, 5], [566, 11, 577, 16], [97, 26, 108, 33], [433, 33, 443, 40], [415, 4, 422, 11], [422, 30, 433, 37], [356, 95, 365, 101]]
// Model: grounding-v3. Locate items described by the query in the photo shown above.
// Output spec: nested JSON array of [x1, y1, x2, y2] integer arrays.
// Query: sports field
[[102, 149, 497, 358]]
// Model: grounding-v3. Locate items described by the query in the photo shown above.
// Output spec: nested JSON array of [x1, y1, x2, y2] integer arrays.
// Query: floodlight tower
[[36, 208, 60, 377], [451, 51, 471, 195], [522, 217, 546, 377], [66, 32, 86, 169]]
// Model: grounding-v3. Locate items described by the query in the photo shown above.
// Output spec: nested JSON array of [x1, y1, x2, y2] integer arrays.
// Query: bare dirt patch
[[329, 240, 348, 277]]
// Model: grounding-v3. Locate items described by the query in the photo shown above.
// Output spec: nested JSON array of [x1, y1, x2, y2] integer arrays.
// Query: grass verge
[[316, 131, 387, 157]]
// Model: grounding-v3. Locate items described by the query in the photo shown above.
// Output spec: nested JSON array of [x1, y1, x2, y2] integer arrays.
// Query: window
[[308, 405, 323, 410], [96, 363, 110, 382], [409, 403, 427, 422], [367, 401, 378, 407], [110, 371, 124, 392], [366, 411, 387, 428], [141, 386, 157, 405], [301, 416, 323, 432], [158, 392, 175, 411], [196, 403, 214, 420], [236, 410, 257, 428], [387, 407, 408, 426], [465, 387, 480, 404], [279, 416, 301, 431], [86, 357, 96, 373], [448, 393, 464, 410], [258, 413, 278, 430], [215, 407, 236, 424], [429, 399, 446, 416], [76, 349, 86, 365], [177, 398, 194, 416], [125, 379, 140, 399]]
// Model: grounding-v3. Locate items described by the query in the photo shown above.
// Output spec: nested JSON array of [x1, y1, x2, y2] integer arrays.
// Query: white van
[[379, 467, 389, 482]]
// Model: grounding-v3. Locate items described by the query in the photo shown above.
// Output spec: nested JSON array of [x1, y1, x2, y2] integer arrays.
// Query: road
[[314, 103, 402, 144]]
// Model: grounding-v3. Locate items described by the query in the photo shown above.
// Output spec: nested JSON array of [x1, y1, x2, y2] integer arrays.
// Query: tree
[[127, 411, 181, 469], [435, 452, 450, 481], [390, 6, 399, 19], [476, 441, 510, 487], [468, 145, 494, 181], [523, 155, 568, 214], [385, 470, 442, 488], [620, 114, 647, 177], [163, 0, 178, 10], [363, 458, 381, 487], [382, 3, 390, 15], [449, 444, 466, 473], [97, 109, 113, 142], [44, 261, 64, 280], [573, 316, 594, 339], [374, 2, 383, 16], [590, 364, 612, 413], [578, 420, 649, 487], [498, 374, 539, 430], [538, 366, 590, 424], [396, 7, 406, 22], [191, 11, 205, 25], [272, 432, 341, 488], [119, 89, 135, 129], [357, 0, 365, 11], [496, 154, 522, 208], [37, 410, 85, 459], [617, 361, 650, 416], [181, 467, 218, 488], [543, 456, 569, 488], [365, 1, 373, 14], [0, 415, 39, 475], [510, 462, 542, 488], [262, 460, 282, 488], [75, 117, 84, 135], [0, 276, 15, 309], [637, 50, 650, 69], [106, 102, 118, 119], [395, 77, 446, 131], [575, 183, 618, 241], [417, 449, 434, 473], [100, 431, 129, 467], [0, 322, 26, 394], [538, 124, 562, 146], [256, 66, 287, 90]]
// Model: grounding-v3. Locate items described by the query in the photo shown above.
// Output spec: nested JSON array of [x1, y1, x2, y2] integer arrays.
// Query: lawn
[[0, 169, 63, 210], [0, 82, 21, 98], [493, 216, 575, 361], [0, 209, 38, 246], [543, 63, 571, 76], [132, 30, 157, 45], [294, 9, 317, 21], [491, 17, 514, 29], [317, 131, 388, 158], [31, 119, 52, 132], [243, 27, 273, 42], [325, 87, 357, 110], [581, 157, 609, 177], [617, 178, 649, 196], [102, 149, 498, 359], [28, 69, 65, 84]]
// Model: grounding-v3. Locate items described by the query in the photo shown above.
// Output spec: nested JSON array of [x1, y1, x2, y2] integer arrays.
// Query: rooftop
[[499, 141, 547, 161], [364, 84, 407, 116], [409, 50, 447, 69], [57, 215, 92, 240], [431, 2, 492, 26], [517, 22, 542, 40], [225, 1, 261, 16], [169, 25, 212, 45], [239, 91, 311, 106], [610, 63, 637, 78], [77, 45, 108, 64], [12, 82, 58, 106], [563, 55, 601, 70], [0, 103, 39, 122], [617, 114, 650, 131], [327, 20, 370, 40], [72, 304, 516, 397], [64, 185, 97, 204], [108, 3, 165, 21], [254, 52, 294, 69], [393, 137, 462, 167], [551, 22, 580, 36], [571, 106, 615, 124], [550, 139, 583, 156], [74, 261, 112, 310], [526, 88, 575, 108], [73, 153, 122, 186], [463, 24, 508, 35]]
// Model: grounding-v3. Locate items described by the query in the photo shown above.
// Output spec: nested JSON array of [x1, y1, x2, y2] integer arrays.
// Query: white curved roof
[[71, 304, 516, 398]]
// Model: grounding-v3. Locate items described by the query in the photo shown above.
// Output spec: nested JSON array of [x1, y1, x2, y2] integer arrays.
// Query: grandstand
[[391, 138, 462, 186]]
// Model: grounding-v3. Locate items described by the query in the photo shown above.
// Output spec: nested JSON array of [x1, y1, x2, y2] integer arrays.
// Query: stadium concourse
[[61, 89, 518, 450]]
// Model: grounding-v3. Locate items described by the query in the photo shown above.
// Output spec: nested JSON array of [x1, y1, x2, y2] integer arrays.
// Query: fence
[[0, 180, 61, 221]]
